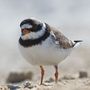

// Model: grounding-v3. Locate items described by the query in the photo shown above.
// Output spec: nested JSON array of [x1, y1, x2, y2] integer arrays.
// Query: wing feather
[[46, 23, 74, 49]]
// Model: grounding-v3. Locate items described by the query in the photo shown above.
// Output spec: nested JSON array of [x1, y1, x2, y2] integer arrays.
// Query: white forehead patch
[[21, 24, 32, 29]]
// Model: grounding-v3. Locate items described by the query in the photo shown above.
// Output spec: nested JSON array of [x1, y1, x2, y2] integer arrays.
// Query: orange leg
[[54, 65, 58, 83], [40, 66, 45, 85]]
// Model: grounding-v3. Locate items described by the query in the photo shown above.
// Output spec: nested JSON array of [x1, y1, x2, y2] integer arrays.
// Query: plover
[[18, 18, 82, 85]]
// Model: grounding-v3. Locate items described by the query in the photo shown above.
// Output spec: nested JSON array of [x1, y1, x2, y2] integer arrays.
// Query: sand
[[0, 78, 90, 90]]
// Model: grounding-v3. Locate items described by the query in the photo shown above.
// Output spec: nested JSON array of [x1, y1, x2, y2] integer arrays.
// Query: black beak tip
[[74, 40, 83, 43]]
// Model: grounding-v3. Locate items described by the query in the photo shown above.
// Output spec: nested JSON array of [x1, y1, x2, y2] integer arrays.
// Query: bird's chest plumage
[[19, 36, 72, 65]]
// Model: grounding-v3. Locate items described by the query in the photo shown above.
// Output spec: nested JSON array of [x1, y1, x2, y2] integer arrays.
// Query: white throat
[[21, 23, 46, 40]]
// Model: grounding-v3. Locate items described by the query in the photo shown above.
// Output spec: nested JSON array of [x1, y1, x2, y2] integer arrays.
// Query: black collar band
[[19, 24, 50, 47]]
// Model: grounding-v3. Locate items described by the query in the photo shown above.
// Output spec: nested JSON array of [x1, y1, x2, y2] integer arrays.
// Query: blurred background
[[0, 0, 90, 83]]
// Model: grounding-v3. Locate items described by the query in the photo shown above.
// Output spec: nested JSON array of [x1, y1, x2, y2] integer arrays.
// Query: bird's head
[[20, 18, 46, 40]]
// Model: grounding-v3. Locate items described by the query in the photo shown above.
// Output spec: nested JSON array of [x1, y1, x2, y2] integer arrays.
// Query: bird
[[18, 18, 82, 85]]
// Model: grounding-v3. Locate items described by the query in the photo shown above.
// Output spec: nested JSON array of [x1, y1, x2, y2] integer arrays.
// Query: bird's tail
[[73, 40, 83, 47]]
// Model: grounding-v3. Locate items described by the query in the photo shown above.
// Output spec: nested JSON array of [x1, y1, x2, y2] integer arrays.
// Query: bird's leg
[[40, 66, 44, 85], [54, 65, 58, 83]]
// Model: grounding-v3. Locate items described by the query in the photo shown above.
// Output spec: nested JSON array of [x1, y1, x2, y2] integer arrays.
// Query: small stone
[[7, 85, 20, 90], [0, 85, 9, 90], [79, 71, 88, 78], [23, 81, 36, 89], [6, 71, 33, 83]]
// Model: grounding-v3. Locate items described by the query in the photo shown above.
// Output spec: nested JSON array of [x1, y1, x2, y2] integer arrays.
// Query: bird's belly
[[19, 44, 72, 65]]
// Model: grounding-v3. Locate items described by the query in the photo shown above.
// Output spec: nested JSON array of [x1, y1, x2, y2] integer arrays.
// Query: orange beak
[[21, 29, 30, 35]]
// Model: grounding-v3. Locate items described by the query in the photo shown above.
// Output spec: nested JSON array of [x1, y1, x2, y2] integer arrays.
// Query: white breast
[[19, 36, 72, 65]]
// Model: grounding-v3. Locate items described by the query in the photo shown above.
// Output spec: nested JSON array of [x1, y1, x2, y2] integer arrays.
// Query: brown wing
[[52, 30, 74, 49], [46, 23, 74, 49]]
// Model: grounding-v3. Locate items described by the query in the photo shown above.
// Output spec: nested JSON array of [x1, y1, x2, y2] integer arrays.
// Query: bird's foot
[[40, 83, 53, 86]]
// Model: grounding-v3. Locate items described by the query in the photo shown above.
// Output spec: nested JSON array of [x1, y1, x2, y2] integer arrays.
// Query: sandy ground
[[0, 78, 90, 90]]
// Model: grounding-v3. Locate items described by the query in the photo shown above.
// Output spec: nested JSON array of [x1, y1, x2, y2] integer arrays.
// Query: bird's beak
[[21, 29, 30, 35]]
